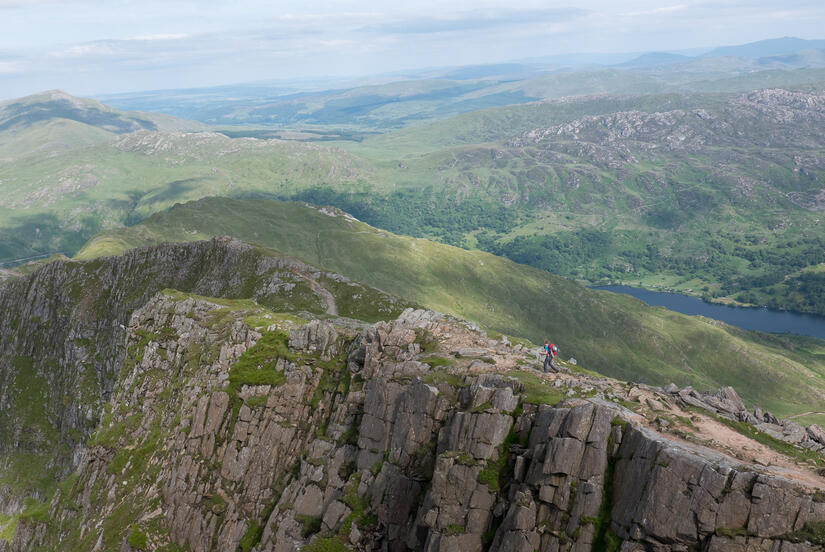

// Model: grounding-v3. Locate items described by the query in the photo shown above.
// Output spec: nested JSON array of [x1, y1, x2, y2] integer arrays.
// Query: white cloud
[[0, 0, 57, 6], [361, 8, 588, 35], [623, 4, 688, 17], [0, 1, 823, 98], [131, 33, 190, 42], [51, 42, 118, 59], [0, 59, 23, 73], [318, 39, 357, 48]]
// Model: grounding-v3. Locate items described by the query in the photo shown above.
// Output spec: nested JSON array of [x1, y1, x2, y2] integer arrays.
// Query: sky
[[0, 0, 824, 99]]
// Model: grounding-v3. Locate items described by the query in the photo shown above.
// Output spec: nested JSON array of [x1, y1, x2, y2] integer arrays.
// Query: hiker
[[542, 339, 559, 373]]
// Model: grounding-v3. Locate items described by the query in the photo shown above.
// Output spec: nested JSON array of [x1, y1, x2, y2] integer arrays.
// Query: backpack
[[551, 345, 558, 354]]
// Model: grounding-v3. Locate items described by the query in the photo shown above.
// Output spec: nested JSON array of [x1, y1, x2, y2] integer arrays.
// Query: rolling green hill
[[76, 197, 825, 421], [320, 87, 825, 316], [0, 90, 203, 158], [0, 91, 376, 262], [5, 85, 825, 317]]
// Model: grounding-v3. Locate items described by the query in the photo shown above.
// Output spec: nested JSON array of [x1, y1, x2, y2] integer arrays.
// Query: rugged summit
[[1, 238, 825, 551], [0, 237, 410, 517]]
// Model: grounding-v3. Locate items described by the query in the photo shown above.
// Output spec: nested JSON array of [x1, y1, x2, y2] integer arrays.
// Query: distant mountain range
[[96, 37, 825, 128], [701, 36, 825, 59], [3, 52, 825, 318]]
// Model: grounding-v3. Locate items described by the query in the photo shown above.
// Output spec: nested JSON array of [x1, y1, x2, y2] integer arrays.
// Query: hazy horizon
[[1, 0, 824, 100]]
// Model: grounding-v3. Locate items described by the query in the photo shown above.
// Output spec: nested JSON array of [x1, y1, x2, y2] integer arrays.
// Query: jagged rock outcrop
[[511, 89, 825, 154], [0, 237, 411, 515], [658, 384, 825, 452], [7, 292, 825, 551]]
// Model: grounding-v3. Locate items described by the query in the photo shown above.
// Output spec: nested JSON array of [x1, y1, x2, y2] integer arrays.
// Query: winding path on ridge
[[294, 270, 338, 316]]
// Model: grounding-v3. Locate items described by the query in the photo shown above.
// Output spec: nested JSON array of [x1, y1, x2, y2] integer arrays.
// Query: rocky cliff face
[[0, 237, 410, 517], [5, 280, 825, 551]]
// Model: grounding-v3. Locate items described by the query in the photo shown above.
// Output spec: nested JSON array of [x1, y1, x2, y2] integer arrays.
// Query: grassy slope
[[0, 132, 377, 261], [345, 93, 722, 158], [327, 87, 825, 315], [5, 83, 825, 316], [76, 197, 825, 418]]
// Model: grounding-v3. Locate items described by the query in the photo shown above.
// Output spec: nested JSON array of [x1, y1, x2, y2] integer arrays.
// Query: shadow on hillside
[[0, 212, 101, 266], [136, 178, 206, 208]]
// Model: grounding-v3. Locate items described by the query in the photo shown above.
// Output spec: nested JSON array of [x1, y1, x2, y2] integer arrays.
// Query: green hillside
[[76, 197, 825, 420], [0, 109, 376, 262], [322, 87, 825, 316], [0, 90, 203, 157], [5, 85, 825, 317]]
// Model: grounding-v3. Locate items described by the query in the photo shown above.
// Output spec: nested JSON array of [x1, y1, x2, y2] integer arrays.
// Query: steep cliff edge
[[6, 290, 825, 551], [3, 238, 825, 551], [0, 237, 411, 516]]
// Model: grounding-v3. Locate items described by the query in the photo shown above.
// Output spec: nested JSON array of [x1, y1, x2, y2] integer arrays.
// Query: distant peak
[[4, 89, 92, 108], [26, 89, 75, 99], [42, 89, 88, 105]]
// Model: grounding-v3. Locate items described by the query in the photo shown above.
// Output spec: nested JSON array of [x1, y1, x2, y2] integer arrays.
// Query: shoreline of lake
[[592, 285, 825, 340]]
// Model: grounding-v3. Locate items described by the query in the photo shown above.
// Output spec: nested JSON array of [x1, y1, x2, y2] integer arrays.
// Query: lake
[[593, 285, 825, 340]]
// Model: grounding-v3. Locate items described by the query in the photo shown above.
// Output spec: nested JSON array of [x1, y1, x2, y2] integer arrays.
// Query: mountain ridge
[[702, 37, 825, 59], [71, 197, 825, 420], [2, 237, 825, 550]]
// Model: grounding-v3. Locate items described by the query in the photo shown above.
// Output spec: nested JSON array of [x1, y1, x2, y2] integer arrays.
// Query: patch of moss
[[338, 473, 376, 536], [127, 526, 148, 550], [504, 370, 565, 406], [0, 452, 60, 501], [88, 412, 142, 448], [610, 417, 628, 431], [444, 524, 466, 536], [245, 395, 268, 409], [20, 498, 49, 523], [591, 437, 620, 552], [203, 494, 228, 515], [715, 526, 750, 538], [102, 501, 136, 548], [477, 427, 518, 491], [780, 521, 825, 545], [296, 514, 322, 538], [422, 355, 454, 369], [229, 330, 294, 391], [442, 451, 479, 466], [337, 426, 359, 446], [0, 514, 19, 541], [303, 536, 352, 552], [338, 461, 357, 481], [238, 521, 263, 552], [9, 356, 60, 447], [421, 371, 466, 388], [413, 328, 438, 353], [106, 421, 163, 483], [309, 353, 349, 409], [470, 401, 493, 413]]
